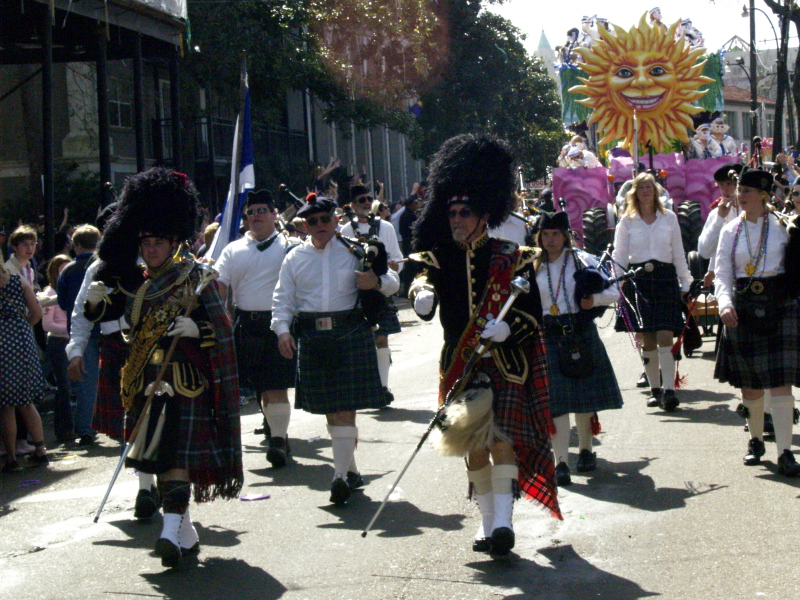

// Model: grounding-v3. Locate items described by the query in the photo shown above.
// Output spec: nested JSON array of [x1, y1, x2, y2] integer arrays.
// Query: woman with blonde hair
[[613, 172, 692, 411], [0, 261, 49, 472], [42, 254, 73, 443]]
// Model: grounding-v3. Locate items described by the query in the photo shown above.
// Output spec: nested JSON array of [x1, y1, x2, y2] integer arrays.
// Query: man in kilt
[[216, 189, 299, 468], [340, 183, 404, 396], [272, 194, 398, 505], [408, 134, 561, 557], [85, 168, 243, 567]]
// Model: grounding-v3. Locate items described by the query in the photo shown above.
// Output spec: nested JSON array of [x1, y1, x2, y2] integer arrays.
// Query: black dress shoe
[[330, 476, 351, 505], [646, 388, 662, 408], [346, 471, 364, 491], [154, 538, 182, 568], [555, 461, 571, 486], [575, 449, 597, 473], [764, 413, 775, 436], [490, 527, 515, 556], [660, 389, 679, 412], [636, 371, 649, 388], [267, 436, 289, 468], [134, 486, 161, 520], [777, 450, 800, 477], [743, 438, 765, 466]]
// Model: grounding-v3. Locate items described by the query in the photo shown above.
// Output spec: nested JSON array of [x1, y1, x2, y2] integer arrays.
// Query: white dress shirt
[[271, 236, 400, 337], [214, 231, 293, 311], [612, 209, 692, 291], [536, 249, 618, 315], [340, 218, 404, 273], [489, 213, 528, 247], [714, 212, 787, 313], [697, 204, 740, 273]]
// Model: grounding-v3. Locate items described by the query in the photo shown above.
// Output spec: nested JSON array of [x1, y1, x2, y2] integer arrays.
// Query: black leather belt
[[235, 309, 272, 320], [630, 260, 673, 273], [296, 309, 364, 331]]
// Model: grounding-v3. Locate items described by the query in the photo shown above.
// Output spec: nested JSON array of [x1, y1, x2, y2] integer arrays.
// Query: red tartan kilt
[[94, 333, 128, 439]]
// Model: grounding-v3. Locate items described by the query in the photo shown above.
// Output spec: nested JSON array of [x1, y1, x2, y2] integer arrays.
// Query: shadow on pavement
[[565, 457, 726, 512], [465, 544, 658, 599], [98, 517, 245, 550], [368, 406, 434, 425], [141, 557, 287, 600], [0, 465, 83, 509]]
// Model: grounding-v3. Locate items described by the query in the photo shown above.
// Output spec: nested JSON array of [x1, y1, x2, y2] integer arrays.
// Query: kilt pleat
[[94, 333, 128, 438], [615, 265, 683, 333]]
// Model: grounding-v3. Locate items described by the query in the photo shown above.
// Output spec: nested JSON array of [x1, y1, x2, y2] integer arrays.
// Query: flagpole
[[232, 53, 247, 224]]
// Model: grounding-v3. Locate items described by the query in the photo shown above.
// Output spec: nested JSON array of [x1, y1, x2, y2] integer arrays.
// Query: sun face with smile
[[570, 13, 711, 152]]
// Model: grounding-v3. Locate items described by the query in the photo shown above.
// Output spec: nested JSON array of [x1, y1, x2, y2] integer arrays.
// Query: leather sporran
[[557, 335, 594, 379]]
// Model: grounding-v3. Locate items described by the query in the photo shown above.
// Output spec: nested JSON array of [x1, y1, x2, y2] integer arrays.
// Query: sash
[[438, 244, 517, 404]]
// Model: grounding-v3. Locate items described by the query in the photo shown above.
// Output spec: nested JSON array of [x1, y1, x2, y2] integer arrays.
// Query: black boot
[[743, 438, 765, 466]]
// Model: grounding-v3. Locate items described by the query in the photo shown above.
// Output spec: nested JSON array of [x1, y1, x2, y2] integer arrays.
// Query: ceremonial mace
[[361, 276, 531, 537], [93, 264, 219, 523]]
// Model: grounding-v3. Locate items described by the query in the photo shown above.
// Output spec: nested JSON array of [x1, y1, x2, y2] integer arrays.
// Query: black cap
[[538, 210, 570, 231], [245, 189, 275, 209], [713, 163, 744, 182], [350, 184, 370, 199], [739, 169, 773, 193], [297, 193, 337, 218]]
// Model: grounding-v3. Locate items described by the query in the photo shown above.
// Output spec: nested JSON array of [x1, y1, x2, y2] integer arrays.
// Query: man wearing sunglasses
[[271, 194, 399, 505], [215, 190, 298, 469], [408, 134, 560, 556], [341, 183, 404, 396]]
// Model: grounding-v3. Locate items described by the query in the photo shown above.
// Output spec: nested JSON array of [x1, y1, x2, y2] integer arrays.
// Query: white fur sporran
[[432, 372, 508, 456]]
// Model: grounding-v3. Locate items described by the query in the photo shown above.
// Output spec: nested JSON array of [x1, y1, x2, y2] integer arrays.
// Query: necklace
[[732, 213, 769, 281], [545, 250, 569, 316]]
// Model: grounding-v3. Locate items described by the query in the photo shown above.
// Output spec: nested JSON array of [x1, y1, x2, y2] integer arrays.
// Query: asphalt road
[[2, 299, 799, 600]]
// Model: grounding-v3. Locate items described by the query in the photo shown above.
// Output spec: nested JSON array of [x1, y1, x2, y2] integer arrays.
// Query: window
[[109, 77, 132, 128]]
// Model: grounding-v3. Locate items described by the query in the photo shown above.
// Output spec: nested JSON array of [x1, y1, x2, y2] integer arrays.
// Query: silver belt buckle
[[644, 262, 655, 273], [315, 317, 333, 331]]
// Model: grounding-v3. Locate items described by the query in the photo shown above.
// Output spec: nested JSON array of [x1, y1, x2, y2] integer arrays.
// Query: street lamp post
[[747, 0, 758, 140]]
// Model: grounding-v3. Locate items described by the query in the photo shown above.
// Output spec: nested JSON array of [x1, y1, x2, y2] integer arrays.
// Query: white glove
[[414, 290, 435, 316], [86, 281, 109, 305], [480, 319, 511, 343], [36, 292, 58, 308], [167, 316, 200, 338]]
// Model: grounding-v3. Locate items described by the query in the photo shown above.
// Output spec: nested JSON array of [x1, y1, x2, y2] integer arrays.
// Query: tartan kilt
[[715, 298, 800, 389], [543, 322, 624, 418], [295, 312, 391, 414], [234, 313, 296, 392], [615, 264, 683, 334], [94, 332, 128, 439], [374, 297, 401, 336]]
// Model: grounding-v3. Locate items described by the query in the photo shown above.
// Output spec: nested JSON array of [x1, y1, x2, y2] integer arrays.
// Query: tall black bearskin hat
[[97, 168, 199, 283], [412, 133, 516, 251]]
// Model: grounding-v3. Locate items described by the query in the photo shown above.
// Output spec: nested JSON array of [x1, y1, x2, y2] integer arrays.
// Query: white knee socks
[[376, 347, 392, 389], [770, 395, 795, 455], [139, 471, 156, 491], [265, 403, 291, 439], [658, 347, 676, 391], [642, 349, 660, 389], [491, 464, 518, 531], [742, 395, 765, 440], [550, 414, 570, 465], [467, 465, 493, 539], [328, 425, 358, 480], [574, 412, 594, 452]]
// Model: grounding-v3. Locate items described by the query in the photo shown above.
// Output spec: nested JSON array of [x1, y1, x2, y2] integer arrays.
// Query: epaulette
[[409, 251, 439, 269], [489, 238, 518, 256], [516, 246, 540, 270]]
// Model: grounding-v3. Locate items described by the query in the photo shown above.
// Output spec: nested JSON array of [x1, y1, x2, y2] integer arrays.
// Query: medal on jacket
[[745, 263, 756, 276], [550, 304, 560, 316]]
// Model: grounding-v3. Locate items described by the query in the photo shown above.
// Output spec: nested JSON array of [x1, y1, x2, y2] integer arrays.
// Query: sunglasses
[[353, 195, 371, 204], [306, 214, 333, 227], [447, 207, 474, 220], [791, 191, 800, 197], [246, 207, 271, 216]]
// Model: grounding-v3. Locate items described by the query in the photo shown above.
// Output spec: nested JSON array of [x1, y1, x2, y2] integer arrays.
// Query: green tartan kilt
[[295, 312, 391, 414]]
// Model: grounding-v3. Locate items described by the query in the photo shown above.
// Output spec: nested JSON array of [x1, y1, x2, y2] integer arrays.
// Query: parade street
[[1, 298, 799, 600]]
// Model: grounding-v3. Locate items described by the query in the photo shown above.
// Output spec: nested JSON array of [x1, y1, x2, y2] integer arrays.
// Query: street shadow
[[0, 465, 82, 508], [141, 557, 287, 600], [650, 393, 741, 428], [465, 545, 658, 599], [318, 495, 466, 538], [369, 406, 434, 425], [98, 517, 245, 550], [564, 457, 726, 512]]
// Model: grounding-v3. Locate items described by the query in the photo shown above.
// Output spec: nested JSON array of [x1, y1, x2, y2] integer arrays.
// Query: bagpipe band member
[[714, 169, 800, 477], [533, 211, 623, 487], [697, 163, 744, 288], [612, 172, 692, 412], [271, 194, 398, 506], [86, 167, 243, 567], [409, 133, 561, 557]]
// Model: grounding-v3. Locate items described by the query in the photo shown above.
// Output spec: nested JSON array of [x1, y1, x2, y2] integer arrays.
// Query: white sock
[[138, 472, 156, 491], [771, 395, 795, 455], [642, 349, 660, 389], [574, 413, 594, 452], [658, 347, 676, 391], [328, 425, 358, 479], [466, 464, 493, 496], [550, 414, 570, 465], [742, 395, 765, 440], [376, 347, 391, 389], [265, 403, 291, 439]]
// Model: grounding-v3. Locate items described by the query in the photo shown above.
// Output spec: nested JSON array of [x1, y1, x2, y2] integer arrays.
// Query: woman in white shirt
[[535, 211, 623, 486], [714, 169, 800, 477], [613, 173, 692, 412]]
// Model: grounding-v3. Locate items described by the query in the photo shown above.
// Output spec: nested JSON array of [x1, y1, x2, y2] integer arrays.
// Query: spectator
[[42, 255, 73, 443]]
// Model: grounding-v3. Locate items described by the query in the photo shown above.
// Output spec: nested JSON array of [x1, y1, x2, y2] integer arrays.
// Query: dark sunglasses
[[246, 207, 271, 216], [306, 214, 333, 227], [353, 195, 371, 204], [447, 207, 474, 220], [791, 191, 800, 196]]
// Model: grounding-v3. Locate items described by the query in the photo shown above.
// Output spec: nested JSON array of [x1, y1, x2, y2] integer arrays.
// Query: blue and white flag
[[207, 76, 255, 261]]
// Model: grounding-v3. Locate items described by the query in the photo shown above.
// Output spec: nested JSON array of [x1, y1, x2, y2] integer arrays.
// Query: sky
[[488, 0, 790, 57]]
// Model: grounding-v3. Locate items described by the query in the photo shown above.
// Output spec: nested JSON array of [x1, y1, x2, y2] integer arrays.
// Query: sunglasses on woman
[[306, 214, 333, 227]]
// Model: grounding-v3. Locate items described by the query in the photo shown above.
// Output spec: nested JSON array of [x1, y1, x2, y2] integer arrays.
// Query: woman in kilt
[[714, 169, 800, 476], [535, 211, 623, 486], [613, 172, 691, 411]]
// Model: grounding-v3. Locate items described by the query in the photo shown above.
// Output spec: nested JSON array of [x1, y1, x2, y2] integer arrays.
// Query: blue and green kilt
[[295, 310, 391, 414], [543, 318, 623, 418], [715, 297, 800, 389], [615, 262, 683, 334], [374, 297, 401, 336]]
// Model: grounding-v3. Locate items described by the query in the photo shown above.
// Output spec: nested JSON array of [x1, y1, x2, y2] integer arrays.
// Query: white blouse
[[714, 212, 787, 312], [536, 249, 618, 316], [612, 209, 692, 292], [698, 205, 740, 272]]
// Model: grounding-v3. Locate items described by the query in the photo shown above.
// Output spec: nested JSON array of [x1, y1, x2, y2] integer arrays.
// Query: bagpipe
[[335, 229, 390, 328]]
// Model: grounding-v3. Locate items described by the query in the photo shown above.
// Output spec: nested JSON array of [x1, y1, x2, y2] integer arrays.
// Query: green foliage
[[697, 52, 724, 113]]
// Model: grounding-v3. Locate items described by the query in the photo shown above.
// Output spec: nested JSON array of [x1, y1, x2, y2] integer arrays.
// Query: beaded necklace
[[545, 248, 571, 316], [732, 213, 769, 284]]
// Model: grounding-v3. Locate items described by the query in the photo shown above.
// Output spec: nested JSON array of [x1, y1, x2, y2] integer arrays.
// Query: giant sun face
[[570, 14, 711, 152]]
